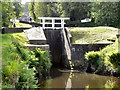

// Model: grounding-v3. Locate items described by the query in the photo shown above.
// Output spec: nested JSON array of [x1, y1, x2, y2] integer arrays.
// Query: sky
[[21, 0, 31, 4]]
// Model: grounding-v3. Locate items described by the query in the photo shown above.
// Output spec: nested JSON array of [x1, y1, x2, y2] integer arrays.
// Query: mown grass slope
[[69, 26, 118, 44]]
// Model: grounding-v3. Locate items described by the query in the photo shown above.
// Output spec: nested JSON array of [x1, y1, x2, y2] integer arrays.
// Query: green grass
[[1, 33, 28, 61], [69, 26, 118, 44], [12, 23, 32, 28]]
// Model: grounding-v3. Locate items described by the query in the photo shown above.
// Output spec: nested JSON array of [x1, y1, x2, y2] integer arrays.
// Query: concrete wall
[[71, 43, 112, 61], [71, 43, 112, 70], [44, 29, 72, 67], [2, 28, 30, 34], [44, 30, 64, 66]]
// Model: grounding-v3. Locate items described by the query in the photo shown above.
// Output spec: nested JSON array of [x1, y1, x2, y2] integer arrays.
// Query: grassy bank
[[69, 26, 120, 76], [69, 26, 118, 44], [1, 33, 52, 88], [85, 38, 120, 76], [11, 23, 32, 28]]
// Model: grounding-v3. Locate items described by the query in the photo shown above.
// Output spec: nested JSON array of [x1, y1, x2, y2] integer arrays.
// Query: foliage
[[85, 38, 120, 75], [90, 2, 119, 27], [2, 2, 23, 27], [29, 2, 57, 22], [107, 52, 120, 66], [15, 64, 37, 88], [29, 48, 52, 77], [34, 48, 52, 71], [28, 2, 119, 27], [1, 33, 52, 88], [105, 80, 116, 88], [85, 51, 100, 64], [2, 35, 38, 88], [58, 2, 91, 21], [2, 60, 20, 85], [28, 2, 36, 20]]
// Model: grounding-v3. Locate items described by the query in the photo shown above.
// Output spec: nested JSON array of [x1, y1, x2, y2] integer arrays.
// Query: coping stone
[[24, 27, 46, 45]]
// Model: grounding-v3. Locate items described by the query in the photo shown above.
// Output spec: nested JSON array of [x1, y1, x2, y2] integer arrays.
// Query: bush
[[85, 51, 100, 64], [85, 39, 120, 75], [2, 39, 38, 88], [107, 51, 120, 66], [2, 33, 52, 88], [85, 51, 102, 72], [2, 60, 20, 85], [15, 64, 38, 88], [33, 48, 52, 77]]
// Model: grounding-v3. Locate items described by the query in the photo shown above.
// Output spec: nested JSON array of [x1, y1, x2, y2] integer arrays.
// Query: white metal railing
[[38, 17, 69, 30]]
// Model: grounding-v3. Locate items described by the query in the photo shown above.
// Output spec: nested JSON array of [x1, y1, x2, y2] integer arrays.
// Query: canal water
[[39, 67, 120, 88]]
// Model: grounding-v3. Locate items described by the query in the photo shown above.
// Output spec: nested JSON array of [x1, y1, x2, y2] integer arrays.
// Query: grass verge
[[69, 26, 118, 44]]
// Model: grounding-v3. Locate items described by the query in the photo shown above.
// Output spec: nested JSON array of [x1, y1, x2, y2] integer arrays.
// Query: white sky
[[21, 0, 31, 4]]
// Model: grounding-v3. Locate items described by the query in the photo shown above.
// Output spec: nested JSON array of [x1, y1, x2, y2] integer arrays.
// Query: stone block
[[24, 27, 46, 45], [24, 44, 49, 51]]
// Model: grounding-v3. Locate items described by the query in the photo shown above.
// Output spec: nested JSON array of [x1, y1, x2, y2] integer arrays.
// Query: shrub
[[85, 51, 100, 64], [107, 51, 120, 66], [33, 48, 52, 76], [2, 60, 20, 85], [85, 51, 105, 73], [2, 39, 38, 88], [85, 39, 120, 75], [15, 64, 38, 88]]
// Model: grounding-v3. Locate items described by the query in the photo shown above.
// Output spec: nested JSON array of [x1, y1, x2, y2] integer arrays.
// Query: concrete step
[[24, 44, 49, 51], [24, 27, 46, 45]]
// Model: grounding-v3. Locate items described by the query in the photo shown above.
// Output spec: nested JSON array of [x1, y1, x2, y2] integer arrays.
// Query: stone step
[[24, 27, 46, 45], [24, 44, 49, 51]]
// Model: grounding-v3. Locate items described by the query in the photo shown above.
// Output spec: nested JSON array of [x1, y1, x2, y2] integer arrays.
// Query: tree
[[90, 2, 119, 27], [2, 2, 22, 27], [57, 2, 91, 21], [29, 2, 36, 20], [2, 2, 15, 27], [13, 2, 22, 19], [29, 2, 58, 22]]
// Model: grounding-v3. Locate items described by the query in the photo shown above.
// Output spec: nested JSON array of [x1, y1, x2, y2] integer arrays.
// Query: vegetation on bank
[[85, 38, 120, 76], [1, 33, 52, 88], [69, 26, 120, 76], [69, 27, 118, 44], [12, 23, 32, 28]]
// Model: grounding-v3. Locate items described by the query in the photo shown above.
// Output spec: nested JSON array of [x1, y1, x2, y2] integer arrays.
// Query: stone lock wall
[[71, 43, 112, 70], [2, 28, 30, 34]]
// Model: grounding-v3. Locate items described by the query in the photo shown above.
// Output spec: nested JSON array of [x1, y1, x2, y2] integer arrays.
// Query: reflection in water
[[39, 68, 120, 88]]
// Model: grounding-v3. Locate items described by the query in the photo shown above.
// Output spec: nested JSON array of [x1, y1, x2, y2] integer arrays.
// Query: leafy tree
[[29, 2, 59, 22], [2, 2, 14, 27], [90, 2, 119, 27], [58, 2, 91, 21], [13, 2, 22, 19], [2, 2, 22, 27], [29, 2, 36, 20], [34, 2, 48, 19]]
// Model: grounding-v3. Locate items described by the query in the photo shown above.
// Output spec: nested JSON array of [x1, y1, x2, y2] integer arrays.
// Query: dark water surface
[[39, 67, 120, 88]]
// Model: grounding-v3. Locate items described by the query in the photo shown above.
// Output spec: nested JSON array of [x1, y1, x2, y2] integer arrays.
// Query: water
[[39, 67, 120, 88]]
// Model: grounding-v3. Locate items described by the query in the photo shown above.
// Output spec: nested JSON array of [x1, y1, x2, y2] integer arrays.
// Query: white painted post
[[61, 19, 64, 30], [42, 18, 45, 29], [38, 17, 69, 30], [52, 18, 55, 30]]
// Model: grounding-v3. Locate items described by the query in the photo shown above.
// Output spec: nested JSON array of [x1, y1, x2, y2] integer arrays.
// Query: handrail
[[38, 17, 70, 30], [65, 27, 72, 47]]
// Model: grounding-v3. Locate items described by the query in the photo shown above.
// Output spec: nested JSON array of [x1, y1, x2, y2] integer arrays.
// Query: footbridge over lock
[[24, 17, 72, 68]]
